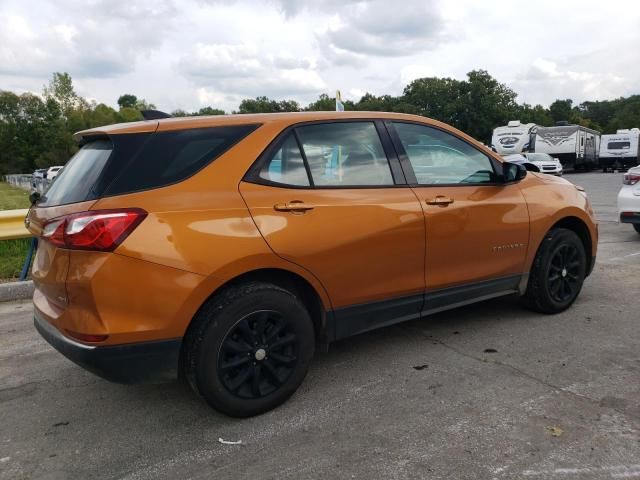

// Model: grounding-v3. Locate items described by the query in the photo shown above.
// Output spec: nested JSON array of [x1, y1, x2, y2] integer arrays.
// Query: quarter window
[[259, 134, 310, 186], [296, 122, 394, 186], [393, 122, 497, 185]]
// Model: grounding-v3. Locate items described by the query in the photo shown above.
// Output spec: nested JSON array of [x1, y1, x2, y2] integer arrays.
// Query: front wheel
[[184, 282, 315, 417], [634, 224, 640, 234], [521, 228, 587, 314]]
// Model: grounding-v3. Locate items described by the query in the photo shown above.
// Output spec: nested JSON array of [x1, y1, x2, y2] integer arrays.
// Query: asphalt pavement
[[1, 172, 639, 480]]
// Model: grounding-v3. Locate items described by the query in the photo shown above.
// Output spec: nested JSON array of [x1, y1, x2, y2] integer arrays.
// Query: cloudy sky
[[1, 0, 639, 112]]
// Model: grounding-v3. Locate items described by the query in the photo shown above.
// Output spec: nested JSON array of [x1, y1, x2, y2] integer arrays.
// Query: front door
[[240, 120, 425, 338], [388, 121, 530, 297]]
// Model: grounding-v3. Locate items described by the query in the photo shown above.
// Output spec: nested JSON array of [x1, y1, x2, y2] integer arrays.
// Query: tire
[[634, 224, 640, 234], [184, 282, 315, 417], [522, 228, 587, 314]]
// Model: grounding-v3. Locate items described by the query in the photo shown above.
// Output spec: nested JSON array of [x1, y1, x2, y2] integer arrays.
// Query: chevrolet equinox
[[27, 112, 598, 417]]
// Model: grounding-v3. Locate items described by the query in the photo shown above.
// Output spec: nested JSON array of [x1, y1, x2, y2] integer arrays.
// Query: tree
[[117, 94, 138, 109], [516, 103, 554, 127], [456, 70, 520, 140], [403, 76, 465, 124], [196, 106, 225, 116], [43, 72, 79, 115], [237, 96, 300, 113], [305, 93, 355, 111], [134, 98, 157, 111], [549, 99, 574, 123]]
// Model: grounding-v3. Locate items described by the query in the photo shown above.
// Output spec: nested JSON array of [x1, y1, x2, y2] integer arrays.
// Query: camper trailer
[[491, 121, 537, 155], [599, 128, 640, 172], [533, 122, 601, 171]]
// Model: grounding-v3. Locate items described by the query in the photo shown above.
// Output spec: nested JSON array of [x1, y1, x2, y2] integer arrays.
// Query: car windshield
[[526, 153, 552, 161]]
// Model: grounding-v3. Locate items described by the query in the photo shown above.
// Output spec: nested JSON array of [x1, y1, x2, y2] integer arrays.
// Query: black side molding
[[331, 275, 522, 341]]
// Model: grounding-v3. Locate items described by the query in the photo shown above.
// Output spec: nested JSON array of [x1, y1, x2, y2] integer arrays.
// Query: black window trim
[[101, 123, 263, 198], [243, 118, 409, 190], [385, 120, 508, 188]]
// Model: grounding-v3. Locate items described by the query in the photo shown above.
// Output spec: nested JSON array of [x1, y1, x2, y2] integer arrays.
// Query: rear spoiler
[[141, 110, 172, 120]]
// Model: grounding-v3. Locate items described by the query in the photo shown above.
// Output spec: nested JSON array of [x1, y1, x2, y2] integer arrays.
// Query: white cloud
[[0, 0, 639, 113], [178, 42, 326, 99]]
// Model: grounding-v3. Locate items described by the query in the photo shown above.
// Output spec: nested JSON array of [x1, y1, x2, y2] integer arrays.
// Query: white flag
[[336, 90, 344, 112]]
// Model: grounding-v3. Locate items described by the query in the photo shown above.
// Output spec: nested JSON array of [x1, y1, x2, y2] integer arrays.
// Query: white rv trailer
[[599, 128, 640, 172], [491, 120, 537, 155], [533, 122, 601, 171]]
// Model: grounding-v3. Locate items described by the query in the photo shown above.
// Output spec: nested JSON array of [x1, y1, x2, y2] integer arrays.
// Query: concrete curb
[[0, 280, 34, 302]]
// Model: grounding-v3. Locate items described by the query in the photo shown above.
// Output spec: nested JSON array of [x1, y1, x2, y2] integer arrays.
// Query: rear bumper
[[34, 310, 181, 384], [620, 212, 640, 224]]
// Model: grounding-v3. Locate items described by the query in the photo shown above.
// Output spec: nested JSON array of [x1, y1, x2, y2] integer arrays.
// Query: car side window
[[259, 134, 310, 186], [393, 122, 497, 185], [295, 122, 394, 186]]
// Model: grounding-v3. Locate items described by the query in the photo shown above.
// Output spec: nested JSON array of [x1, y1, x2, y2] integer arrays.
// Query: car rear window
[[40, 140, 113, 206], [39, 124, 258, 206]]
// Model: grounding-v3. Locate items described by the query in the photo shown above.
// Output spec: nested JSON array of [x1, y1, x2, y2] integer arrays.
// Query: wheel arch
[[179, 267, 332, 376], [549, 216, 594, 276]]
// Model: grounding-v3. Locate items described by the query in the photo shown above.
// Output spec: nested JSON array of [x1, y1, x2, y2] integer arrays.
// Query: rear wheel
[[184, 282, 315, 417], [634, 224, 640, 234], [522, 228, 587, 314]]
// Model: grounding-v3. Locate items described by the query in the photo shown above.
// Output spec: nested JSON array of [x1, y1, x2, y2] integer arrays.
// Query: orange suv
[[27, 112, 598, 417]]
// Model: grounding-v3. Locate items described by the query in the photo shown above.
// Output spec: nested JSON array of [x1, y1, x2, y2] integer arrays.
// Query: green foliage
[[0, 238, 30, 280], [549, 99, 574, 123], [0, 181, 31, 209], [117, 94, 138, 109], [172, 107, 226, 117], [237, 96, 300, 114], [43, 72, 79, 115]]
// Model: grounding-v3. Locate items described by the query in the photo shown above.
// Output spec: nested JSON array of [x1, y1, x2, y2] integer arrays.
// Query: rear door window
[[296, 122, 394, 186], [259, 134, 310, 186]]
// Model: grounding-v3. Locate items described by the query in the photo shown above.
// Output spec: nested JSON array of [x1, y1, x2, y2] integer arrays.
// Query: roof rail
[[141, 110, 172, 120]]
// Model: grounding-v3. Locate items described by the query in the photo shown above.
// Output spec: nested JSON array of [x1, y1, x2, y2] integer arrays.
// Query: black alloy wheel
[[522, 228, 587, 314], [218, 310, 298, 399], [184, 282, 315, 417], [547, 244, 582, 303]]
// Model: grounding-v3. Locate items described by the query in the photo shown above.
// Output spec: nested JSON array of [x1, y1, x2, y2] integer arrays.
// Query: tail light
[[623, 173, 640, 185], [42, 208, 147, 251]]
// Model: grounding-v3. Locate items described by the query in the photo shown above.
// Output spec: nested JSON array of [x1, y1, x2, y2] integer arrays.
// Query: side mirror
[[29, 191, 41, 205], [502, 162, 528, 183]]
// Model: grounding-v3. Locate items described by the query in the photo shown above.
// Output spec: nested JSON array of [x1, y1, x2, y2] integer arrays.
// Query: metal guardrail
[[0, 209, 31, 240], [4, 174, 50, 193], [0, 209, 34, 281]]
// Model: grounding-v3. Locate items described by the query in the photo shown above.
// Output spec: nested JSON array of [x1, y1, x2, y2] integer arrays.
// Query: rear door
[[387, 121, 530, 301], [240, 120, 426, 339]]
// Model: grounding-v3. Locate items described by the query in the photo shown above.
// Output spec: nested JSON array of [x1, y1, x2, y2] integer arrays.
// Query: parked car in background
[[617, 165, 640, 234], [26, 111, 598, 417], [46, 166, 63, 180], [521, 153, 563, 176], [502, 154, 541, 173]]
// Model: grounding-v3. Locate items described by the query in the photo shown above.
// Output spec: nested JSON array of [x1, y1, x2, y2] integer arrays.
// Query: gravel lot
[[1, 172, 639, 480]]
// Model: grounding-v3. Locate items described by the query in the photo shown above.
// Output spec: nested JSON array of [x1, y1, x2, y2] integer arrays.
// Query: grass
[[0, 181, 31, 210], [0, 238, 31, 281], [0, 182, 32, 281]]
